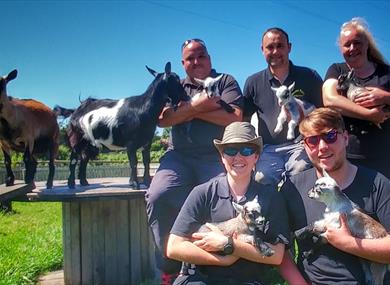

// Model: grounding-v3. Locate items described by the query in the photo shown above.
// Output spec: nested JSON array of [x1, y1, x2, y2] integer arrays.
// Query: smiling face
[[302, 128, 349, 174], [261, 31, 291, 69], [220, 144, 259, 181], [339, 27, 369, 69], [181, 41, 212, 81]]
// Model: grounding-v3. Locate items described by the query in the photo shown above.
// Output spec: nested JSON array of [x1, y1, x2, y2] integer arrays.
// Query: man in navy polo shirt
[[146, 39, 243, 284], [244, 27, 323, 186]]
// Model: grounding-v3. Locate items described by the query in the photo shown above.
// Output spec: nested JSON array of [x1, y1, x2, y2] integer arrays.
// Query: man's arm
[[158, 93, 240, 127], [166, 233, 238, 266], [325, 214, 390, 264]]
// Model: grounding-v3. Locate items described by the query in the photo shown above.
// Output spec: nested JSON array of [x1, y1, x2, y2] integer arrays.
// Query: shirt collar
[[266, 60, 295, 85], [216, 174, 259, 203], [183, 69, 218, 87]]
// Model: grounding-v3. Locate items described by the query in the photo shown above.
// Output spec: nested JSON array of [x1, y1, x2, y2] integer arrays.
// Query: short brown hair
[[299, 107, 345, 135]]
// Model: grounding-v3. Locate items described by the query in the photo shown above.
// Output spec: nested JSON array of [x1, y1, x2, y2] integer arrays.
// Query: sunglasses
[[303, 129, 340, 148], [223, 146, 257, 157], [181, 38, 206, 51]]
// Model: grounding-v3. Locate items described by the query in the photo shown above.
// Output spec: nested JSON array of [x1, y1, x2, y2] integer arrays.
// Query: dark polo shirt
[[168, 70, 243, 157], [170, 174, 289, 283], [281, 166, 390, 284], [243, 61, 323, 145], [325, 62, 390, 161]]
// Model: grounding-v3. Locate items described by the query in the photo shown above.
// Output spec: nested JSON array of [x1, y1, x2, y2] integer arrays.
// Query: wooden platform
[[2, 178, 156, 285], [27, 177, 148, 202], [0, 181, 35, 202]]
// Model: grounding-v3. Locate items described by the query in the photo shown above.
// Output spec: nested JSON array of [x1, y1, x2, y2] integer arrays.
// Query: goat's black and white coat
[[55, 62, 186, 189]]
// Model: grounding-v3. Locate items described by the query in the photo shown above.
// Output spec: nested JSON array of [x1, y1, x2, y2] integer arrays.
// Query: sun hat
[[213, 121, 263, 153]]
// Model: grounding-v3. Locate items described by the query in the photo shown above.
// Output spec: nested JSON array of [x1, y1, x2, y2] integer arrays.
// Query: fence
[[0, 161, 159, 185]]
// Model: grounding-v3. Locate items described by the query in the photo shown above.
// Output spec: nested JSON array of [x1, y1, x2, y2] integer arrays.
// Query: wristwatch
[[222, 236, 234, 255]]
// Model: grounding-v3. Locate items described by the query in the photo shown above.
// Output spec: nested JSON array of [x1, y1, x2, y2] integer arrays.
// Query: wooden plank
[[69, 202, 81, 285], [139, 198, 152, 280], [115, 199, 130, 285], [104, 200, 117, 285], [62, 203, 72, 285], [91, 201, 105, 285], [80, 201, 93, 285], [0, 181, 34, 201], [26, 178, 146, 202], [129, 198, 142, 285]]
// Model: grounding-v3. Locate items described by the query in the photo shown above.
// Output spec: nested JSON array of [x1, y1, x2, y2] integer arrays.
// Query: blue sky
[[1, 1, 389, 110]]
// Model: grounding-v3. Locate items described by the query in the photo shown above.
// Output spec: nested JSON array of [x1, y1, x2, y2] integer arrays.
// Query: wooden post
[[27, 178, 156, 285]]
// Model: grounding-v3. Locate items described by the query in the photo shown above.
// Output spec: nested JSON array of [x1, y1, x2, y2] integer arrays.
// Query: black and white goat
[[198, 196, 276, 257], [295, 170, 389, 285], [0, 69, 59, 189], [54, 62, 186, 189], [273, 82, 315, 140]]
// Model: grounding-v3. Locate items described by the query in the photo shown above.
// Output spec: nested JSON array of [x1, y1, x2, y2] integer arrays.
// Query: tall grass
[[0, 202, 63, 285]]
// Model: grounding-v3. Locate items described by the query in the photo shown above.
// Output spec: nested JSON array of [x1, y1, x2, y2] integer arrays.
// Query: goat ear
[[164, 62, 171, 75], [270, 86, 278, 93], [6, 69, 18, 82], [146, 66, 158, 77], [214, 74, 223, 82], [253, 195, 258, 203], [322, 168, 330, 178], [193, 77, 204, 85], [232, 202, 244, 214], [288, 81, 295, 92], [348, 69, 354, 79]]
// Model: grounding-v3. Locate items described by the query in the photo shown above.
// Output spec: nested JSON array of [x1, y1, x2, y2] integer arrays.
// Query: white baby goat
[[273, 82, 315, 140], [296, 170, 389, 285]]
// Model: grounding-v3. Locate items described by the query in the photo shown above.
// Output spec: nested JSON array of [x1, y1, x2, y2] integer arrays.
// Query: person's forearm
[[233, 240, 284, 265], [279, 251, 310, 285], [322, 79, 382, 123], [158, 103, 197, 127], [167, 235, 237, 266], [195, 107, 242, 126], [335, 235, 390, 264]]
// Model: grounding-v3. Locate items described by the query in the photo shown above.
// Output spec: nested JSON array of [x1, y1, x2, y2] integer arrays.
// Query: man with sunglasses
[[243, 27, 323, 187], [146, 39, 243, 284], [279, 107, 390, 284], [167, 122, 291, 285]]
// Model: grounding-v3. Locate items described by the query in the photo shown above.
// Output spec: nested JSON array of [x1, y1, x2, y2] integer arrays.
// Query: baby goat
[[337, 69, 389, 128], [273, 82, 315, 140], [184, 75, 233, 142], [295, 170, 389, 285], [197, 196, 275, 257]]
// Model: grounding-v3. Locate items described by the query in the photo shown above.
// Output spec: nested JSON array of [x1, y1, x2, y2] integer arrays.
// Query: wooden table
[[26, 178, 156, 285]]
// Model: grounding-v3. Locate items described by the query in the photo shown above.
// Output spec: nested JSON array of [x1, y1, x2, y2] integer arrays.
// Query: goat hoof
[[5, 180, 15, 187], [46, 182, 53, 189], [68, 181, 76, 189], [80, 180, 89, 186], [129, 181, 140, 190]]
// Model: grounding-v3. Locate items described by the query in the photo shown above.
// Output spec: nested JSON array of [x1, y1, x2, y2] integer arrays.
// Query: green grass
[[0, 202, 63, 285]]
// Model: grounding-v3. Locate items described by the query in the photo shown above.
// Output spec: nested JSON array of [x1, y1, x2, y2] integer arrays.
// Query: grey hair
[[338, 17, 387, 65]]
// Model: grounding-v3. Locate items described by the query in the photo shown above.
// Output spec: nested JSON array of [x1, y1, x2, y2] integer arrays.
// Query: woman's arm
[[322, 79, 389, 125], [166, 233, 238, 266], [279, 251, 310, 285]]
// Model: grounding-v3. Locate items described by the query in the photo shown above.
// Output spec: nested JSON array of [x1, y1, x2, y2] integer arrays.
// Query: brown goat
[[0, 69, 59, 189]]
